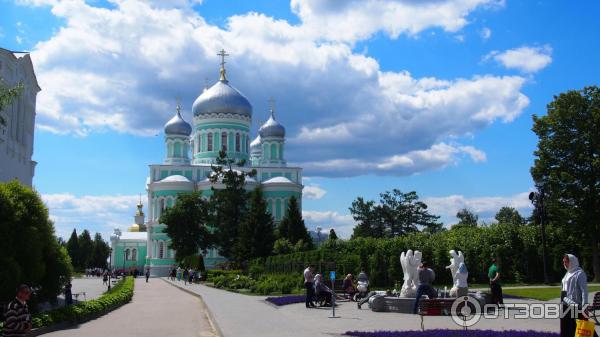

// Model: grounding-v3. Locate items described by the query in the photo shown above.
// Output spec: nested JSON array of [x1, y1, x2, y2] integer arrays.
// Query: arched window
[[221, 132, 227, 151], [263, 144, 269, 159], [235, 133, 240, 152], [271, 143, 277, 160], [132, 248, 137, 261], [125, 248, 130, 261], [197, 134, 202, 153], [174, 142, 181, 157], [159, 241, 165, 259], [207, 133, 213, 151]]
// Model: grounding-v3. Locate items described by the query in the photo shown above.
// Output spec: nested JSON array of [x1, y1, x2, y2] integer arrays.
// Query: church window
[[221, 132, 227, 151], [125, 248, 130, 261], [207, 133, 213, 151], [235, 133, 240, 152], [174, 142, 181, 157], [271, 144, 277, 160], [263, 144, 269, 159], [159, 242, 165, 259], [279, 144, 284, 160], [132, 248, 137, 261], [197, 134, 201, 153]]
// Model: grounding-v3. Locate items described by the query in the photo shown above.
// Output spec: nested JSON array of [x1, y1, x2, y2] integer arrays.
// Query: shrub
[[206, 269, 242, 282]]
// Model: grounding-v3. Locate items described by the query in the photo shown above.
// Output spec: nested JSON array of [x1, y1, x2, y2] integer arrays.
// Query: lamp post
[[108, 247, 112, 291], [529, 188, 550, 284]]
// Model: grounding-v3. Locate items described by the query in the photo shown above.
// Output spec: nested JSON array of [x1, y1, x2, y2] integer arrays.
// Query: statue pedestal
[[370, 296, 415, 313]]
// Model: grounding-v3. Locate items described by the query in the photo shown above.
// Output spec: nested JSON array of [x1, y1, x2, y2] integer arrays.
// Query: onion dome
[[258, 110, 285, 138], [164, 104, 192, 136], [250, 135, 262, 154]]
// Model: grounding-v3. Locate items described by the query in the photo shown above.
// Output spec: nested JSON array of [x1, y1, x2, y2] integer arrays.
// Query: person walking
[[560, 254, 598, 337], [455, 262, 469, 297], [488, 258, 504, 307], [413, 261, 436, 314], [2, 285, 32, 337], [64, 282, 73, 306], [303, 264, 316, 308], [177, 267, 182, 282], [145, 268, 150, 283], [183, 268, 189, 285]]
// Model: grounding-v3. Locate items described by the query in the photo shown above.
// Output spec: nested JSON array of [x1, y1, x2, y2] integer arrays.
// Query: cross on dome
[[217, 49, 229, 82], [268, 97, 276, 116]]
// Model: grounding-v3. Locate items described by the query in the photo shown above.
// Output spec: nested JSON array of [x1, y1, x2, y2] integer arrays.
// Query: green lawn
[[503, 286, 600, 301]]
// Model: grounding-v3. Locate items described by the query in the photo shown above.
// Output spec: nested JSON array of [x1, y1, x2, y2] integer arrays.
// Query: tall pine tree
[[91, 233, 110, 269], [277, 196, 312, 250], [235, 188, 275, 261], [66, 229, 80, 269], [78, 229, 94, 269]]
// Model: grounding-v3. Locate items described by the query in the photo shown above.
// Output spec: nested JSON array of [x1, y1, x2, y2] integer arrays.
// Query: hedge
[[251, 223, 580, 287], [209, 272, 303, 295], [18, 277, 133, 332]]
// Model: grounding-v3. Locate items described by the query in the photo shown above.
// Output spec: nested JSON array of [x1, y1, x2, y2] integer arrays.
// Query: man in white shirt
[[303, 265, 316, 308]]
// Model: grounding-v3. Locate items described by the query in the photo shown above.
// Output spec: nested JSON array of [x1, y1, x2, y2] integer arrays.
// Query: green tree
[[90, 233, 110, 269], [272, 238, 293, 255], [0, 181, 72, 303], [495, 207, 524, 226], [162, 191, 212, 262], [328, 228, 338, 241], [350, 189, 441, 238], [531, 86, 600, 281], [209, 151, 255, 260], [66, 229, 80, 269], [454, 208, 478, 228], [78, 229, 94, 269], [277, 196, 312, 249], [235, 188, 275, 261], [0, 78, 23, 125]]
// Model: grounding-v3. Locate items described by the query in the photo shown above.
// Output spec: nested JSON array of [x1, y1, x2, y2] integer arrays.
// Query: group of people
[[303, 265, 369, 308], [170, 267, 201, 285], [84, 268, 108, 278]]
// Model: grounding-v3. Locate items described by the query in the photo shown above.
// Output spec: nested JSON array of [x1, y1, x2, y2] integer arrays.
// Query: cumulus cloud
[[25, 0, 528, 176], [485, 45, 552, 73], [303, 184, 327, 200], [303, 210, 355, 238], [424, 191, 533, 225], [42, 193, 140, 239]]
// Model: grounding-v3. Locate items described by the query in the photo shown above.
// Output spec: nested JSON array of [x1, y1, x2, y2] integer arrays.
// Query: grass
[[502, 286, 600, 301]]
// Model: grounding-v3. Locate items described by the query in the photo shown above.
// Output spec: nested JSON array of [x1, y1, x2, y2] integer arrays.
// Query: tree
[[209, 151, 255, 260], [162, 191, 212, 262], [272, 238, 293, 255], [0, 78, 23, 126], [90, 233, 110, 269], [350, 189, 441, 238], [454, 208, 478, 228], [531, 86, 600, 281], [66, 229, 80, 269], [0, 181, 72, 303], [328, 228, 338, 241], [495, 207, 524, 226], [277, 196, 312, 249], [234, 188, 275, 261], [78, 229, 94, 269]]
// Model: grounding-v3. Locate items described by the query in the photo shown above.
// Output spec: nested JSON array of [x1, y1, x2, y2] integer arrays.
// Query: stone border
[[162, 278, 223, 337]]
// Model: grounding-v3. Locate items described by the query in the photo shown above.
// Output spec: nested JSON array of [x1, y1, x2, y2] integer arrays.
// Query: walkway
[[43, 278, 217, 337]]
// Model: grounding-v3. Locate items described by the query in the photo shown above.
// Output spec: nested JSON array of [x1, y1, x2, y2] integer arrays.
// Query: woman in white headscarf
[[560, 254, 597, 337], [455, 262, 469, 297]]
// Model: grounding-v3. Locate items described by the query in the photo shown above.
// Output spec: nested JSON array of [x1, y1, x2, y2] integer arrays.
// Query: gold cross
[[217, 49, 229, 81]]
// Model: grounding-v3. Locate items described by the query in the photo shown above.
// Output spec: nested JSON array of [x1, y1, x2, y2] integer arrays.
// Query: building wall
[[0, 50, 40, 187], [111, 240, 147, 272]]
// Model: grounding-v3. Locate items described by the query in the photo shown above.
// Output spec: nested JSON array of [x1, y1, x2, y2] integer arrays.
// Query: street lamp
[[529, 188, 550, 284], [108, 247, 112, 291]]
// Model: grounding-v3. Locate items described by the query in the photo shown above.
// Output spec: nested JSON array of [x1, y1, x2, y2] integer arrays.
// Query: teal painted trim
[[171, 170, 183, 176], [193, 152, 249, 160], [184, 170, 192, 180], [275, 199, 281, 220], [196, 123, 249, 131], [149, 259, 175, 266], [284, 172, 291, 179], [263, 191, 301, 198], [160, 170, 169, 179], [154, 190, 188, 196]]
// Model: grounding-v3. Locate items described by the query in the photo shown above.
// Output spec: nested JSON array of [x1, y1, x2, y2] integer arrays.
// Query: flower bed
[[32, 276, 134, 330], [344, 330, 559, 337], [265, 295, 305, 306]]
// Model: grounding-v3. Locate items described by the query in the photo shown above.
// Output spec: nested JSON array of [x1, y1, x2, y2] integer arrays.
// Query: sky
[[1, 0, 599, 239]]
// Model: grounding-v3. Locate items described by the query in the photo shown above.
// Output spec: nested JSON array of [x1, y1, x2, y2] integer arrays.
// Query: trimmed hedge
[[209, 272, 303, 295], [205, 269, 242, 282], [31, 276, 134, 329]]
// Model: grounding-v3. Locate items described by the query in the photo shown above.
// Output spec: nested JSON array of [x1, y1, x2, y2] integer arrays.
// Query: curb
[[161, 278, 224, 337]]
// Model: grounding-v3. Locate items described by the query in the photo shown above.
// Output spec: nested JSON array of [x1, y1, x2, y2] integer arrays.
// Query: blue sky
[[1, 0, 599, 239]]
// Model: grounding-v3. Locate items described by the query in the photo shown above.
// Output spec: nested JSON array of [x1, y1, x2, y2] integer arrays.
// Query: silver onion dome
[[192, 80, 252, 117], [250, 135, 262, 154], [164, 105, 192, 136], [258, 110, 285, 138]]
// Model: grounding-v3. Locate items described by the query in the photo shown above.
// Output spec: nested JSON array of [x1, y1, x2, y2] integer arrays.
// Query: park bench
[[589, 292, 600, 325]]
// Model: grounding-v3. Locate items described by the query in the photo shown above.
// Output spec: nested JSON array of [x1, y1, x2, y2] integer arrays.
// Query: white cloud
[[42, 193, 140, 239], [424, 191, 533, 225], [480, 27, 492, 40], [486, 45, 552, 73], [16, 36, 23, 44], [24, 0, 528, 176], [303, 184, 327, 200], [302, 210, 355, 238]]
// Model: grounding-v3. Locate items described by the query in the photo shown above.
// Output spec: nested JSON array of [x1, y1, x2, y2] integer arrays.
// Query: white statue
[[446, 250, 464, 297], [400, 250, 422, 298]]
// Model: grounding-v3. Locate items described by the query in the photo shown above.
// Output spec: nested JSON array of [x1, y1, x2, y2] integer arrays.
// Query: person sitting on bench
[[413, 261, 436, 314]]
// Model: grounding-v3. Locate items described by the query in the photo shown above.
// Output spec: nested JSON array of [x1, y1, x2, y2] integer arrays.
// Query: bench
[[589, 292, 600, 325]]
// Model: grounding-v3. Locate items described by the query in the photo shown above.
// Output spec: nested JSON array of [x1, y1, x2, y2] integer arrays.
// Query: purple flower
[[265, 295, 306, 306], [344, 330, 560, 337]]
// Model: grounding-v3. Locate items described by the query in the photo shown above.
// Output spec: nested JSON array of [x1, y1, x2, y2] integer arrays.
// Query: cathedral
[[110, 51, 303, 276]]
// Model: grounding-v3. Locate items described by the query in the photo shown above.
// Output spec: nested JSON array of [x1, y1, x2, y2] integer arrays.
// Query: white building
[[0, 48, 40, 187]]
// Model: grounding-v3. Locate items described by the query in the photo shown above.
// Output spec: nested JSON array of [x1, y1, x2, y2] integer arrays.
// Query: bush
[[251, 274, 303, 295], [29, 276, 134, 330], [206, 269, 242, 282]]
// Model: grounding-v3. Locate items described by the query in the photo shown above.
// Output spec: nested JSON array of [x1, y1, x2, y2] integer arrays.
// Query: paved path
[[165, 278, 600, 337], [43, 278, 217, 337], [40, 277, 109, 311]]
